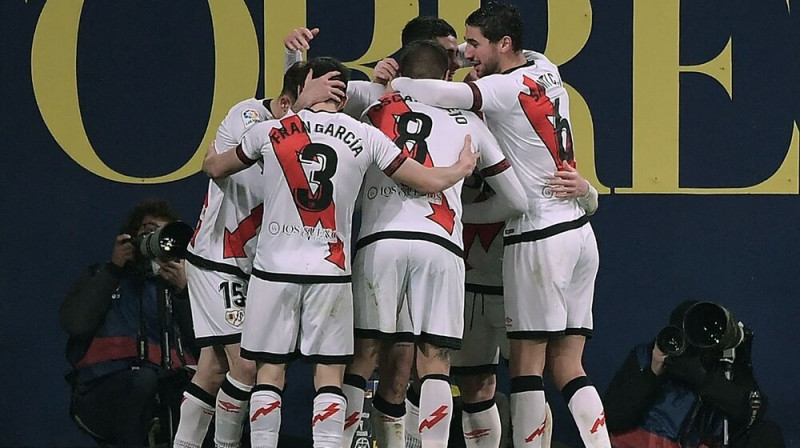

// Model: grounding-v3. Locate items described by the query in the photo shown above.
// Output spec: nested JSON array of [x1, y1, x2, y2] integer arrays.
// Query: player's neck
[[498, 52, 528, 73], [309, 101, 339, 113]]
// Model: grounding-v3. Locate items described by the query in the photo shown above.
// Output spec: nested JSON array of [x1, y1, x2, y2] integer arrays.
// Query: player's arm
[[549, 161, 599, 215], [343, 81, 387, 119], [283, 27, 319, 72], [391, 75, 511, 115], [462, 129, 527, 224], [202, 140, 252, 179], [291, 69, 347, 112], [375, 133, 479, 194]]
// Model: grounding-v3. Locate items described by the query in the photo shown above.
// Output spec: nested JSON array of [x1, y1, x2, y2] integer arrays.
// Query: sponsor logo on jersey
[[266, 221, 338, 242], [365, 184, 437, 200]]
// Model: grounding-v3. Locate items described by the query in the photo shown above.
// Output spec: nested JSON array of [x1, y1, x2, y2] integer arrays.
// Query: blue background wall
[[1, 0, 798, 446]]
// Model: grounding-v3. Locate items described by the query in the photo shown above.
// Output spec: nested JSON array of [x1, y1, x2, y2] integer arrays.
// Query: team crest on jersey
[[225, 309, 245, 327], [241, 109, 261, 127]]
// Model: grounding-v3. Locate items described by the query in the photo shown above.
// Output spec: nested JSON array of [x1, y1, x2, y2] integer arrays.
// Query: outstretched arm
[[389, 134, 479, 194]]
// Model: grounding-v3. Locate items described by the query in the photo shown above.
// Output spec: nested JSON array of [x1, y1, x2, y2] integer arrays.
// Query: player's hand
[[457, 134, 480, 177], [373, 57, 399, 85], [157, 259, 188, 292], [548, 160, 589, 198], [284, 27, 319, 51], [293, 69, 347, 111], [111, 234, 135, 268]]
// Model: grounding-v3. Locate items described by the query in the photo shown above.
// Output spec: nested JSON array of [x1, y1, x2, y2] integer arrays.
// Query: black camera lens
[[656, 325, 686, 356], [131, 221, 193, 261], [683, 302, 743, 351]]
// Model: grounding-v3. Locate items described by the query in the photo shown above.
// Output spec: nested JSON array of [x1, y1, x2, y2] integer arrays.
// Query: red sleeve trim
[[480, 159, 510, 178], [467, 81, 482, 112], [383, 154, 409, 177], [235, 145, 258, 166]]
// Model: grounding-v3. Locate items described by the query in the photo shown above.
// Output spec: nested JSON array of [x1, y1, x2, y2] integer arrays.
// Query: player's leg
[[350, 240, 409, 448], [451, 291, 505, 448], [409, 243, 465, 448], [302, 282, 355, 448], [372, 339, 415, 448], [214, 343, 257, 448], [240, 277, 302, 448], [504, 239, 567, 448], [174, 262, 232, 448], [548, 225, 609, 448]]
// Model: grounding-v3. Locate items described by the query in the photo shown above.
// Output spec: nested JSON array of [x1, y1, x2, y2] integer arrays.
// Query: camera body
[[656, 301, 744, 356]]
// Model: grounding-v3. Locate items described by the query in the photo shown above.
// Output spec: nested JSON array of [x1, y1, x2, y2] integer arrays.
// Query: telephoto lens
[[683, 302, 744, 351], [656, 325, 686, 356], [131, 221, 193, 261]]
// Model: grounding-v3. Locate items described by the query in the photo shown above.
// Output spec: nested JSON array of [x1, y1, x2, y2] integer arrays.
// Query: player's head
[[399, 40, 450, 81], [401, 16, 459, 80], [299, 57, 350, 110], [464, 2, 524, 77], [273, 61, 307, 118]]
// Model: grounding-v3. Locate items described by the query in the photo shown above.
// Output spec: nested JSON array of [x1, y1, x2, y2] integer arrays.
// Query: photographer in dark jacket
[[61, 199, 198, 447], [604, 300, 784, 448]]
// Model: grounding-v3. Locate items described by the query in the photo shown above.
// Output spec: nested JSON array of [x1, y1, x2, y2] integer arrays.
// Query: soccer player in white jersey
[[173, 62, 348, 448], [341, 41, 526, 448], [390, 3, 610, 448], [202, 57, 479, 448]]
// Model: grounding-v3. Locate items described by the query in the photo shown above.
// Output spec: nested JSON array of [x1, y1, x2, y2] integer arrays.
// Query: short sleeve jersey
[[470, 52, 584, 233], [358, 94, 510, 251], [188, 98, 272, 274], [239, 109, 405, 278]]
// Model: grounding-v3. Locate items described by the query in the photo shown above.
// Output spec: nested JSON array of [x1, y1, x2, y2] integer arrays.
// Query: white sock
[[249, 386, 282, 448], [462, 399, 502, 448], [173, 383, 215, 448], [510, 376, 547, 448], [312, 387, 347, 448], [563, 377, 611, 448], [215, 373, 253, 448], [405, 386, 422, 448], [341, 375, 367, 448], [418, 375, 453, 448], [371, 392, 407, 448]]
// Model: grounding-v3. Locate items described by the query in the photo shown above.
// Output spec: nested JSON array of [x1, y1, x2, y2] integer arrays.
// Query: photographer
[[60, 199, 197, 447], [604, 300, 784, 448]]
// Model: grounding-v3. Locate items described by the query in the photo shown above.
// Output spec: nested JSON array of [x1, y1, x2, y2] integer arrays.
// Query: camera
[[656, 301, 744, 355], [129, 221, 193, 261]]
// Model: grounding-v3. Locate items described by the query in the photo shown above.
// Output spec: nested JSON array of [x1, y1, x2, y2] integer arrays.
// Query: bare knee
[[458, 372, 496, 403]]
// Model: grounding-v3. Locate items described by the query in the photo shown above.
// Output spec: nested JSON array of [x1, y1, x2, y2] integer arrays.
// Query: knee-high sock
[[371, 392, 407, 448], [341, 374, 367, 448], [312, 386, 347, 448], [405, 385, 422, 448], [249, 385, 283, 448], [418, 375, 453, 448], [462, 398, 502, 448], [562, 376, 611, 448], [510, 376, 547, 448], [215, 373, 253, 448], [173, 382, 215, 448]]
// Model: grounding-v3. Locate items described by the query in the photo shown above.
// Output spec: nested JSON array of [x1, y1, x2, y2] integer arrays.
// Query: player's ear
[[336, 95, 349, 112], [279, 95, 292, 113], [498, 35, 513, 54]]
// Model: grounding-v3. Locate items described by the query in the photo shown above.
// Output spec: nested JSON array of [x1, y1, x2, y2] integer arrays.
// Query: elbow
[[202, 162, 223, 179]]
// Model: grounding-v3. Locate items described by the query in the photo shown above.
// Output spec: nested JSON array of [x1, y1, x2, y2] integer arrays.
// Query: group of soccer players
[[171, 3, 609, 448]]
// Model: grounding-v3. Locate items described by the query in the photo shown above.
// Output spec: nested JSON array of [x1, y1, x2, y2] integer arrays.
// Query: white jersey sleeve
[[390, 77, 474, 110], [239, 120, 278, 163], [360, 123, 405, 172], [344, 81, 388, 119], [216, 99, 271, 151]]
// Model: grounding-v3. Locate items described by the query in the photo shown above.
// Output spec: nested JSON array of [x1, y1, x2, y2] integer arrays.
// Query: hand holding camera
[[111, 234, 136, 268]]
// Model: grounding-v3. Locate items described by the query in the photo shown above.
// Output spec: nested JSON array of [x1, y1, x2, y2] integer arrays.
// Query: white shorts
[[352, 238, 465, 349], [503, 223, 598, 339], [185, 260, 248, 347], [240, 275, 353, 364], [451, 290, 508, 374]]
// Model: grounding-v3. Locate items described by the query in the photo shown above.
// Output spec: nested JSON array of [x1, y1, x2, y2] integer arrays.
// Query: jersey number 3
[[271, 115, 346, 270]]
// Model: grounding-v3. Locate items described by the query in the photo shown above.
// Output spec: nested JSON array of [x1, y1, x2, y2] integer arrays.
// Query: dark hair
[[400, 40, 449, 80], [281, 61, 307, 101], [401, 16, 457, 47], [302, 56, 350, 89], [465, 2, 523, 52], [120, 199, 180, 235]]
